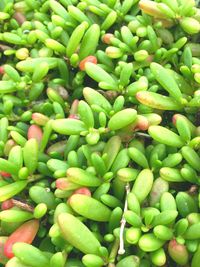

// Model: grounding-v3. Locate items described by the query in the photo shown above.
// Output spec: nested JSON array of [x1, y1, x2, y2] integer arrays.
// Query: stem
[[0, 44, 12, 51], [12, 199, 34, 212], [28, 174, 44, 182], [118, 183, 130, 255], [109, 238, 120, 263], [135, 132, 151, 138]]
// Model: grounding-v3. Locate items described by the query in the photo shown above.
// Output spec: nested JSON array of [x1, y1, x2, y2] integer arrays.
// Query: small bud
[[102, 33, 114, 44], [32, 113, 49, 126], [1, 199, 14, 210], [0, 171, 11, 178], [4, 139, 16, 156], [79, 56, 97, 71], [136, 26, 147, 37], [172, 114, 179, 125], [191, 64, 200, 73], [56, 178, 79, 191], [13, 12, 26, 25], [143, 113, 162, 126], [194, 73, 200, 83], [73, 187, 91, 197], [16, 48, 29, 60], [70, 53, 79, 67], [135, 115, 149, 130], [150, 248, 166, 266], [69, 99, 79, 116], [0, 66, 4, 75], [126, 227, 141, 244], [105, 46, 123, 58], [187, 213, 200, 225], [168, 239, 189, 265], [56, 178, 70, 190], [128, 20, 141, 33], [27, 125, 43, 144], [68, 114, 79, 119], [134, 50, 149, 62], [180, 17, 200, 35], [45, 38, 66, 54]]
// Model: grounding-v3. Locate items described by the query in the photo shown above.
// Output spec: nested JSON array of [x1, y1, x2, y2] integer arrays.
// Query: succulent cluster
[[0, 0, 199, 267]]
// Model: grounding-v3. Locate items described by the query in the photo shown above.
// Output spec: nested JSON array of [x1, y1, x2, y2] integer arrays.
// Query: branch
[[118, 183, 130, 255]]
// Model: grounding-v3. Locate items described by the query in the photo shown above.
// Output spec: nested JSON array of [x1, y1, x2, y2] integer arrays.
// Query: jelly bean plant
[[0, 0, 199, 267]]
